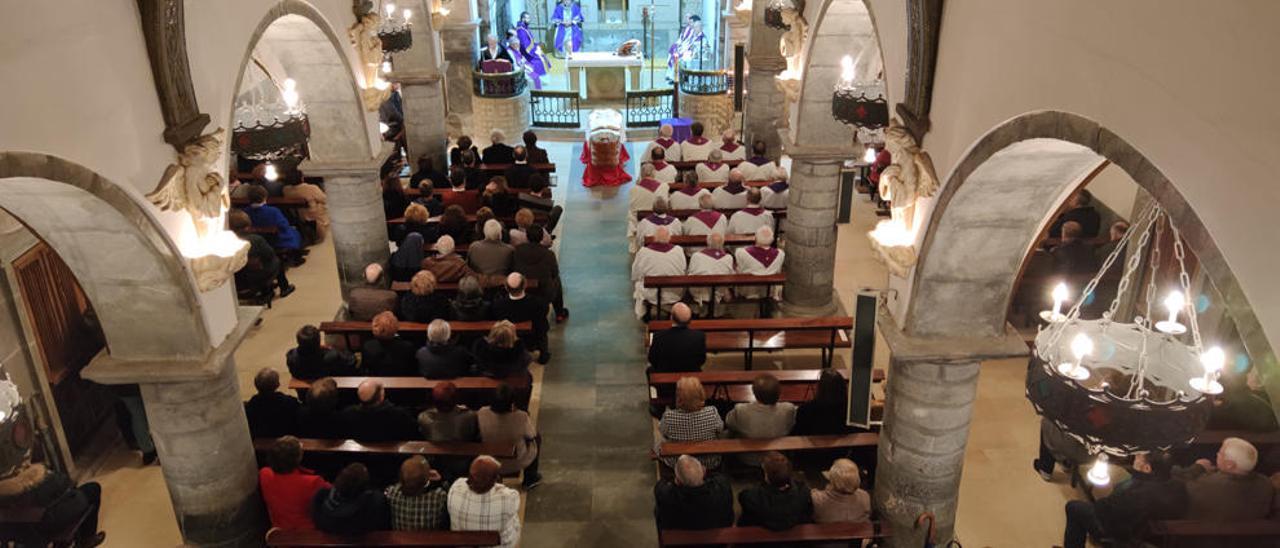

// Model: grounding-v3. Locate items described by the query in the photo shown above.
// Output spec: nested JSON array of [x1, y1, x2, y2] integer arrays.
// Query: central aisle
[[521, 143, 659, 546]]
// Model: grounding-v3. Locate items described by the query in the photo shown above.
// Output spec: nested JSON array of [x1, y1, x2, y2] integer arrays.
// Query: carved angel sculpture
[[349, 14, 390, 111], [779, 6, 807, 74], [147, 128, 228, 222], [878, 119, 939, 228]]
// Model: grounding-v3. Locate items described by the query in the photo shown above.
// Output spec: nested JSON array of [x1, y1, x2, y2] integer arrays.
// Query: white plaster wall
[[1086, 163, 1138, 222]]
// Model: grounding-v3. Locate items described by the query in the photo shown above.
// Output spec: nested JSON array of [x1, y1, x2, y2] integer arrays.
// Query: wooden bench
[[636, 207, 787, 236], [288, 375, 530, 395], [476, 162, 556, 174], [266, 528, 501, 547], [252, 437, 515, 458], [648, 368, 884, 406], [644, 273, 786, 319], [389, 278, 537, 294], [669, 159, 744, 171], [319, 320, 531, 350], [645, 234, 757, 249], [1146, 519, 1280, 546], [655, 433, 880, 458], [232, 196, 308, 208], [647, 317, 852, 369], [659, 522, 892, 546]]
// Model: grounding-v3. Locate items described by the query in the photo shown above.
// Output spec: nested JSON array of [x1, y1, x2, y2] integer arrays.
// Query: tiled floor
[[88, 140, 1073, 547]]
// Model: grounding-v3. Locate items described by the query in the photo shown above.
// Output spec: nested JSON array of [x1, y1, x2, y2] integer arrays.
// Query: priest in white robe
[[635, 197, 683, 253], [718, 129, 747, 161], [687, 232, 736, 314], [628, 163, 670, 249], [633, 227, 688, 318], [695, 149, 731, 183], [679, 121, 715, 162], [648, 147, 679, 184], [760, 169, 790, 209], [739, 140, 778, 181], [711, 169, 750, 209], [728, 188, 776, 235], [734, 226, 785, 299], [669, 173, 709, 210], [684, 194, 727, 237], [643, 124, 682, 163]]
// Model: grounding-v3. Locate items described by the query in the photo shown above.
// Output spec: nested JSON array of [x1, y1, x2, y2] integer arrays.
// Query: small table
[[659, 117, 693, 142], [566, 52, 643, 101]]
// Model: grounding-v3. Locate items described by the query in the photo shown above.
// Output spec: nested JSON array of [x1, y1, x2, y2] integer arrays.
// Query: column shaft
[[140, 359, 263, 547], [325, 172, 391, 299], [441, 23, 480, 129], [743, 62, 784, 153], [782, 158, 841, 314], [400, 79, 450, 171]]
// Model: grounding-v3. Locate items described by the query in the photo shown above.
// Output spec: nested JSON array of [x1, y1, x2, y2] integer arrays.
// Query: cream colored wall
[[1086, 163, 1138, 222]]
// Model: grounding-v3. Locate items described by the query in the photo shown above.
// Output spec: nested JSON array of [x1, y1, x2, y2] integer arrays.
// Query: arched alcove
[[791, 0, 886, 146]]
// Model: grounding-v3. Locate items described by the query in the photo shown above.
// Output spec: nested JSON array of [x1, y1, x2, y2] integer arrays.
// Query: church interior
[[1, 1, 1279, 547]]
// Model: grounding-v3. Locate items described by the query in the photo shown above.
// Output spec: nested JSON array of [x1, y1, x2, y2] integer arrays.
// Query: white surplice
[[683, 210, 727, 237], [727, 208, 775, 236], [643, 137, 682, 163], [695, 162, 730, 183], [669, 187, 709, 210], [650, 162, 679, 184], [687, 248, 735, 306], [627, 179, 670, 248], [734, 245, 785, 299], [633, 213, 683, 253], [711, 186, 750, 209], [759, 182, 789, 209], [632, 244, 688, 318], [680, 138, 716, 162]]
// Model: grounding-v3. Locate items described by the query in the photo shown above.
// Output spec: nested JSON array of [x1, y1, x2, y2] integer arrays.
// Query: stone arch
[[791, 0, 887, 147], [230, 1, 374, 162], [905, 109, 1275, 371], [0, 152, 211, 360]]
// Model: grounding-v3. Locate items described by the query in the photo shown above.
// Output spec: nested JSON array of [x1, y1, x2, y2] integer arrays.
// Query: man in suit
[[647, 303, 706, 373], [523, 130, 549, 164], [339, 380, 420, 442], [505, 146, 536, 189], [243, 368, 300, 438], [478, 34, 512, 67], [491, 273, 552, 364], [482, 129, 516, 164]]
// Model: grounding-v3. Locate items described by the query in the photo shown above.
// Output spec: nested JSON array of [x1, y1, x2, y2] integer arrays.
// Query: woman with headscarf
[[389, 232, 426, 283]]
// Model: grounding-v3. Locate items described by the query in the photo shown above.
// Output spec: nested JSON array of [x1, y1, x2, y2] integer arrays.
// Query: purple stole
[[644, 214, 676, 226], [739, 208, 766, 216], [722, 183, 747, 195], [692, 210, 723, 228], [767, 181, 789, 193], [748, 156, 772, 166], [646, 242, 676, 253], [677, 185, 703, 196], [686, 136, 709, 146], [655, 138, 676, 149], [702, 162, 724, 172], [652, 161, 670, 171], [700, 248, 728, 260], [637, 178, 662, 192], [745, 246, 780, 268], [720, 143, 741, 154]]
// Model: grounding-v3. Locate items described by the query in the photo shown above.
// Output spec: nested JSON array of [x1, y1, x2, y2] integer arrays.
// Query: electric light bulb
[[373, 78, 390, 91], [1057, 333, 1092, 381], [1071, 333, 1093, 361], [381, 61, 392, 73], [840, 55, 856, 84], [403, 8, 412, 21], [862, 147, 876, 163], [1191, 346, 1226, 395], [1087, 456, 1111, 487], [281, 78, 300, 111], [379, 122, 390, 134], [386, 3, 397, 17], [263, 163, 279, 182], [1156, 290, 1188, 334]]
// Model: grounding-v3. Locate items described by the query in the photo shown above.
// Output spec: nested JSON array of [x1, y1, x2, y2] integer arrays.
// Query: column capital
[[300, 145, 395, 177], [391, 68, 446, 85], [83, 306, 262, 384], [747, 55, 787, 71], [440, 19, 482, 31], [877, 307, 1029, 363]]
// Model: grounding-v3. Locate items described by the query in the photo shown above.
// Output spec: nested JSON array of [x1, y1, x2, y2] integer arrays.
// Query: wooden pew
[[252, 437, 516, 458], [648, 368, 885, 406], [288, 375, 530, 394], [319, 320, 531, 350], [659, 522, 892, 547], [644, 273, 786, 318], [231, 196, 308, 208], [644, 234, 756, 249], [669, 159, 744, 171], [266, 528, 501, 547], [656, 433, 880, 458], [389, 278, 537, 294], [647, 317, 852, 369], [673, 180, 777, 191], [1146, 519, 1280, 546], [477, 162, 556, 174]]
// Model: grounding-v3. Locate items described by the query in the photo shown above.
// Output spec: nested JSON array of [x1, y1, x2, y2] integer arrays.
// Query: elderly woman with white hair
[[467, 219, 515, 288], [811, 459, 871, 528], [686, 232, 735, 315], [734, 226, 784, 299], [421, 235, 474, 283], [481, 128, 515, 164], [416, 319, 475, 379], [632, 226, 687, 319], [695, 149, 730, 183]]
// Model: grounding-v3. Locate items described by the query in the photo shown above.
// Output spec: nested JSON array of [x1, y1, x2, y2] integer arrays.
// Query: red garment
[[259, 467, 330, 530], [580, 141, 633, 187]]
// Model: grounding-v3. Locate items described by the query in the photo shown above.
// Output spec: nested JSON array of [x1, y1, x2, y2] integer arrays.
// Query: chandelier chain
[[1130, 211, 1166, 399], [1169, 223, 1204, 353]]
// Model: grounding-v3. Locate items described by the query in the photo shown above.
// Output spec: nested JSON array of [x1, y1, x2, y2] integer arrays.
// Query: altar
[[565, 52, 643, 102]]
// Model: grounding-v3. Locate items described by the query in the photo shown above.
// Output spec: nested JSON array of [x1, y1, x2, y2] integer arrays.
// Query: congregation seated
[[648, 147, 679, 185], [417, 319, 475, 379], [229, 208, 295, 300], [680, 122, 714, 162], [734, 227, 785, 299], [450, 276, 492, 321], [338, 380, 419, 442], [296, 378, 340, 438], [471, 320, 533, 380], [1208, 368, 1279, 432], [644, 124, 683, 163], [728, 188, 775, 235], [711, 169, 749, 209], [810, 459, 871, 530], [739, 140, 779, 181], [481, 129, 516, 165], [416, 185, 445, 217], [670, 171, 708, 210], [245, 368, 300, 438], [478, 384, 542, 488], [447, 456, 521, 547], [518, 175, 554, 211], [312, 463, 390, 535], [738, 452, 813, 531], [287, 325, 358, 379], [658, 377, 724, 469], [759, 170, 790, 209], [504, 147, 535, 189], [686, 234, 735, 312], [449, 135, 479, 168], [481, 177, 519, 218], [0, 458, 105, 547], [491, 273, 552, 363], [399, 271, 448, 324], [468, 219, 515, 288], [513, 226, 567, 322], [421, 236, 474, 283], [632, 228, 687, 318], [417, 381, 480, 479], [459, 150, 487, 189], [683, 194, 727, 237], [1174, 436, 1274, 521], [439, 204, 472, 245], [654, 455, 735, 531], [1049, 189, 1102, 239], [384, 456, 450, 531], [348, 263, 397, 321], [259, 436, 330, 531], [244, 185, 303, 253], [718, 130, 747, 161], [695, 149, 730, 183], [382, 175, 411, 224], [634, 197, 683, 254], [725, 374, 797, 466], [397, 203, 439, 245], [360, 312, 417, 376], [522, 130, 549, 164], [509, 208, 552, 247], [647, 303, 707, 374], [410, 154, 449, 190], [1061, 450, 1186, 548], [1050, 221, 1100, 277], [630, 164, 671, 219], [389, 233, 427, 283]]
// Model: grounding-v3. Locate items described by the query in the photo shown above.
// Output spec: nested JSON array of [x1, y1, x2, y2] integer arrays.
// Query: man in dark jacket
[[504, 146, 537, 189], [287, 325, 358, 379], [654, 455, 735, 530], [295, 377, 342, 439], [512, 227, 563, 316], [1062, 450, 1188, 547], [1049, 190, 1102, 239], [417, 319, 475, 379], [311, 463, 390, 535], [244, 368, 300, 438], [481, 129, 516, 164], [647, 303, 706, 373], [522, 130, 549, 164], [490, 273, 552, 364], [737, 452, 813, 531], [1051, 221, 1100, 277], [339, 380, 420, 442]]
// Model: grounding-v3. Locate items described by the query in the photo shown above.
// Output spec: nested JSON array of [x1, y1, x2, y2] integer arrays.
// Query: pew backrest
[[655, 433, 880, 457], [658, 522, 891, 546], [266, 528, 502, 547], [319, 320, 532, 349], [252, 437, 516, 458]]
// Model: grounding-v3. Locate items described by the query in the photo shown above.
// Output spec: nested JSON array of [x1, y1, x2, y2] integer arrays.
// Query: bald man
[[491, 272, 551, 364], [635, 197, 683, 253], [643, 124, 683, 164], [632, 227, 688, 319], [735, 226, 785, 300], [684, 194, 727, 238], [695, 149, 730, 183], [654, 454, 735, 530], [1175, 437, 1274, 521], [648, 147, 680, 184], [710, 168, 749, 209], [339, 379, 419, 442], [687, 233, 735, 313], [728, 188, 775, 235], [647, 303, 706, 373], [718, 129, 746, 161], [448, 456, 521, 547]]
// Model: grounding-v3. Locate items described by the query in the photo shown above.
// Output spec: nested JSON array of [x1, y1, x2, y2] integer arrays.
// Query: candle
[[1164, 291, 1184, 325], [1193, 346, 1226, 395], [1058, 333, 1093, 380], [1051, 283, 1069, 319]]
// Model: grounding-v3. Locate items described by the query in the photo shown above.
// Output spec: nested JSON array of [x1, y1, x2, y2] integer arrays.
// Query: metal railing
[[472, 69, 528, 98], [625, 89, 674, 127], [678, 68, 730, 96], [530, 90, 581, 128]]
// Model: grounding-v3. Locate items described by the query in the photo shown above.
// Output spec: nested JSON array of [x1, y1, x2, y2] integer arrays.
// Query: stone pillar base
[[472, 91, 531, 141], [301, 155, 392, 301], [778, 291, 840, 317], [678, 93, 734, 139]]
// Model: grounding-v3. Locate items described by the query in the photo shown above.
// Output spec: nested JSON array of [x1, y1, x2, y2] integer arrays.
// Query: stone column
[[780, 154, 844, 316], [301, 158, 391, 300], [743, 0, 786, 153], [393, 1, 450, 172], [872, 311, 1027, 548], [440, 0, 481, 134]]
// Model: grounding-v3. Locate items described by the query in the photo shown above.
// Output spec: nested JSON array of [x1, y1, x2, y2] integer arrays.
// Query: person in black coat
[[417, 319, 476, 379], [1051, 221, 1101, 277], [1049, 190, 1102, 239], [522, 130, 549, 165], [738, 452, 813, 531], [409, 155, 449, 190], [244, 368, 301, 438], [504, 147, 537, 189], [1062, 450, 1188, 548], [295, 377, 342, 439], [312, 463, 390, 535], [399, 271, 450, 324], [490, 273, 551, 364], [471, 320, 533, 380], [481, 129, 516, 164], [286, 325, 359, 379], [339, 380, 420, 442], [449, 136, 480, 168], [654, 455, 735, 530], [360, 312, 419, 377], [647, 303, 706, 373], [794, 368, 875, 480], [481, 178, 520, 218], [450, 276, 492, 322]]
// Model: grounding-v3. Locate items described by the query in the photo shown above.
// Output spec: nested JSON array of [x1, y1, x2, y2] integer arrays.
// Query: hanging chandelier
[[1026, 203, 1223, 485], [832, 55, 888, 142], [377, 2, 414, 54], [764, 0, 802, 30], [232, 78, 311, 162]]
